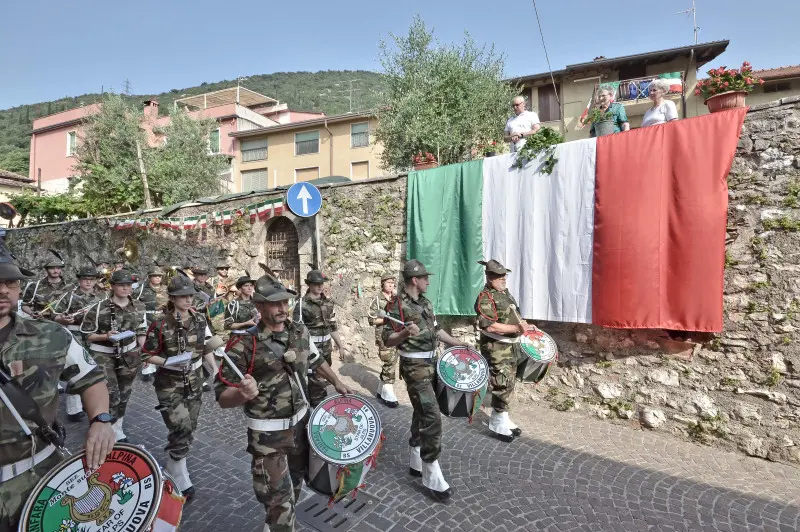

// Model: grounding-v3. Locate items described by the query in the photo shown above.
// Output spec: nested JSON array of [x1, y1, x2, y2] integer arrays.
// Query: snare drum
[[517, 330, 558, 383], [435, 346, 488, 420], [19, 443, 184, 532], [307, 394, 383, 502]]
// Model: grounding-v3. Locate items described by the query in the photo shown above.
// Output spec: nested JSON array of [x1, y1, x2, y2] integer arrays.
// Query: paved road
[[59, 363, 800, 532]]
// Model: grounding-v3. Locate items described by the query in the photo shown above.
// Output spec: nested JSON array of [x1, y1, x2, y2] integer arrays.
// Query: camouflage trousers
[[248, 420, 309, 532], [308, 340, 333, 407], [377, 346, 398, 384], [154, 366, 203, 460], [93, 351, 140, 419], [0, 450, 62, 530], [480, 339, 519, 413], [400, 357, 442, 462]]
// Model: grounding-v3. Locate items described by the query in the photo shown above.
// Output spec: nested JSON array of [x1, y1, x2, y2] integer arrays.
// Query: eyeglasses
[[0, 280, 21, 289]]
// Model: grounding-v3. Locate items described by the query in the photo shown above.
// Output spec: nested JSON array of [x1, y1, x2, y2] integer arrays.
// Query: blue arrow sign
[[286, 182, 322, 218]]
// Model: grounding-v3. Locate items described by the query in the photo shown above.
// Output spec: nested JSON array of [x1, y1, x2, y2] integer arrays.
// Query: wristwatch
[[90, 413, 116, 425]]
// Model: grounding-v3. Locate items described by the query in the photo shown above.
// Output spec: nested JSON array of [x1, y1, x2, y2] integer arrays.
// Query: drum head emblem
[[438, 347, 488, 392], [520, 331, 557, 362], [309, 395, 381, 466]]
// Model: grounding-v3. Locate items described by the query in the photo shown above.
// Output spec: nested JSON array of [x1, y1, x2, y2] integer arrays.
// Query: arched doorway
[[266, 216, 300, 292]]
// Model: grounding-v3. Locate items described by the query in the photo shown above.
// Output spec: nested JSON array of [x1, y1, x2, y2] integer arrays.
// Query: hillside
[[0, 70, 387, 176]]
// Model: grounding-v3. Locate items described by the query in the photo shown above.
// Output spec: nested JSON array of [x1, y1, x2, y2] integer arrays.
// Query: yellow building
[[509, 41, 730, 141], [230, 112, 386, 191], [0, 169, 37, 227], [743, 65, 800, 108]]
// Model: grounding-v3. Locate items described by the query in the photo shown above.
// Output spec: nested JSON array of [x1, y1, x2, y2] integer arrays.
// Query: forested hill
[[0, 70, 387, 175]]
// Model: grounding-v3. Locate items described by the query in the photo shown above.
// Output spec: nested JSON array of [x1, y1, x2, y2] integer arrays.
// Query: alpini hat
[[380, 273, 395, 283], [110, 269, 136, 285], [402, 259, 433, 279], [148, 266, 166, 277], [478, 259, 511, 276], [168, 275, 196, 296], [191, 266, 210, 275], [76, 266, 100, 279], [235, 275, 256, 289], [305, 270, 329, 285], [253, 275, 296, 303], [0, 242, 34, 281]]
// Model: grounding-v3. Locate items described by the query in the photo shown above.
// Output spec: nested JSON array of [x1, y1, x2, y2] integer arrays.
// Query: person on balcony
[[590, 87, 630, 137], [504, 96, 541, 152], [641, 79, 679, 127]]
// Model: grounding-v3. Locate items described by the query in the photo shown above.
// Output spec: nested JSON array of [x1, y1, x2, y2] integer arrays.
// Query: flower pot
[[704, 91, 747, 113], [593, 120, 616, 137], [413, 161, 439, 171]]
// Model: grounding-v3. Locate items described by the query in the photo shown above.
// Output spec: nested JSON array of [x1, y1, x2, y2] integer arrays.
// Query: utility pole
[[135, 140, 153, 209], [122, 78, 133, 96], [676, 0, 699, 45], [333, 79, 361, 113]]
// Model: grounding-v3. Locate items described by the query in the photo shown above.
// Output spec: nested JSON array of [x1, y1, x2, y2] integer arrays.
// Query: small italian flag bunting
[[183, 216, 200, 230]]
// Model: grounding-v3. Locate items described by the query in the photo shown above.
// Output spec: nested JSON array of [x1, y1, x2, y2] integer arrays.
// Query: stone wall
[[6, 97, 800, 464]]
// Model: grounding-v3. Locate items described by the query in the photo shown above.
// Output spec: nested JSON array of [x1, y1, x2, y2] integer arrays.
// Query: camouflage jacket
[[368, 292, 395, 346], [136, 282, 168, 314], [292, 293, 338, 337], [142, 310, 212, 367], [0, 313, 105, 465], [52, 287, 105, 338], [224, 297, 258, 330], [195, 281, 215, 300], [475, 285, 522, 338], [215, 320, 322, 420], [81, 297, 147, 352], [382, 290, 439, 353], [22, 277, 71, 313]]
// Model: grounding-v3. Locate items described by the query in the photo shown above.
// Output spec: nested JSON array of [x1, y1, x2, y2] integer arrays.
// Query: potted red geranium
[[412, 151, 438, 170], [695, 61, 764, 113]]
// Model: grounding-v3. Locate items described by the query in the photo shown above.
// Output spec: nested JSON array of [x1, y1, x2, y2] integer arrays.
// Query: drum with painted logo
[[517, 330, 558, 383], [307, 394, 384, 502], [19, 443, 185, 532], [435, 346, 488, 419]]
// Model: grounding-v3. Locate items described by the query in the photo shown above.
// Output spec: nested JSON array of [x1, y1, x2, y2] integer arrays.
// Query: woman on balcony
[[642, 79, 679, 127], [590, 87, 630, 137]]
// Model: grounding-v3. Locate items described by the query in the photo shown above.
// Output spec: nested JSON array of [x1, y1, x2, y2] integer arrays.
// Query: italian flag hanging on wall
[[407, 109, 747, 332]]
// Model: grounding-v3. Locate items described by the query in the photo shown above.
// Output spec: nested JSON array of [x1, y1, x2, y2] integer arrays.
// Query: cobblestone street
[[61, 361, 800, 532]]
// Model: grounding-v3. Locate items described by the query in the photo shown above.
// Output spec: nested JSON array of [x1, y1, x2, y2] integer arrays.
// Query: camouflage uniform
[[0, 313, 106, 529], [136, 281, 169, 324], [225, 297, 258, 330], [81, 293, 147, 421], [53, 284, 104, 344], [382, 286, 441, 462], [215, 282, 322, 532], [21, 277, 70, 314], [292, 281, 337, 407], [142, 309, 212, 461], [475, 285, 522, 412], [369, 291, 397, 384]]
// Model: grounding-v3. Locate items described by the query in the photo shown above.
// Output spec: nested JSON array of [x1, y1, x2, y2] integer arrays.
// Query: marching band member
[[216, 275, 352, 532], [383, 260, 461, 501], [225, 274, 259, 333], [81, 270, 147, 443], [370, 273, 399, 408]]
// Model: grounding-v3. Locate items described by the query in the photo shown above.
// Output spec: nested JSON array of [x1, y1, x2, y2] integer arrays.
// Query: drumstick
[[377, 310, 410, 327], [214, 349, 245, 380]]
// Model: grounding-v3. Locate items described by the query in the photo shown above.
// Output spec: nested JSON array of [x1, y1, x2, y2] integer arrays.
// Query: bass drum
[[517, 330, 558, 383], [19, 443, 184, 532]]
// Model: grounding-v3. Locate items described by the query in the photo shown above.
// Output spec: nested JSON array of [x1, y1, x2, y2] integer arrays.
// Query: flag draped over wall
[[406, 108, 747, 332]]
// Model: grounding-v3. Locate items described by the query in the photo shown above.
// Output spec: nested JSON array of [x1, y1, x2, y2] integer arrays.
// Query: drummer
[[369, 273, 398, 408], [141, 274, 224, 501], [215, 275, 353, 532], [383, 259, 462, 501], [474, 259, 530, 443], [0, 243, 115, 529]]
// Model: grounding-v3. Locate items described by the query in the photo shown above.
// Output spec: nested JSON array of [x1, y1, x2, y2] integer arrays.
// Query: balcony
[[597, 74, 684, 105]]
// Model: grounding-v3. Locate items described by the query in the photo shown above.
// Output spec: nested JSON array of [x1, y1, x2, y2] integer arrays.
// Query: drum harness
[[387, 295, 437, 362], [0, 367, 69, 481], [476, 290, 543, 343]]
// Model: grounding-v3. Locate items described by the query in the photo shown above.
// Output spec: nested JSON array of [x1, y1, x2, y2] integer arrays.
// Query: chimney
[[143, 99, 159, 118]]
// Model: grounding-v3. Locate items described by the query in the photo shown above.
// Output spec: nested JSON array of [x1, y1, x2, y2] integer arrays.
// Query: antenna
[[236, 76, 249, 104], [676, 0, 700, 45]]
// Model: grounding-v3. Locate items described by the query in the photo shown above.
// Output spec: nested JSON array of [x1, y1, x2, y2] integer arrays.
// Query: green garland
[[513, 127, 565, 174]]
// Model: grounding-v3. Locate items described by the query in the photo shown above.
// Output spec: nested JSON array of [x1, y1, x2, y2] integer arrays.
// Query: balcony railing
[[597, 73, 685, 104]]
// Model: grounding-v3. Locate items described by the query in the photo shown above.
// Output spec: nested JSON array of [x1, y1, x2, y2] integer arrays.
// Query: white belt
[[0, 444, 57, 482], [399, 350, 435, 359], [481, 330, 521, 344], [311, 334, 331, 343], [247, 406, 308, 432], [159, 359, 203, 372], [89, 341, 138, 354], [67, 325, 81, 332]]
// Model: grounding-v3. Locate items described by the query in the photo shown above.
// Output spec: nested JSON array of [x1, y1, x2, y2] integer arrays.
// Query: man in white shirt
[[504, 96, 541, 152]]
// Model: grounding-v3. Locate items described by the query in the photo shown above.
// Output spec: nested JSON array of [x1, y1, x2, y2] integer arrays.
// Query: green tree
[[145, 107, 226, 205], [0, 146, 29, 175], [9, 191, 86, 226], [72, 94, 147, 214], [375, 17, 517, 171]]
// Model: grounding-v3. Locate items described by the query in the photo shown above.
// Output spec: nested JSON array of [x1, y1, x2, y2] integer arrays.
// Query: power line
[[531, 0, 560, 107]]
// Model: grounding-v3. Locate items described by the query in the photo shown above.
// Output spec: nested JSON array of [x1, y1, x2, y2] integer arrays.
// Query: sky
[[2, 0, 798, 109]]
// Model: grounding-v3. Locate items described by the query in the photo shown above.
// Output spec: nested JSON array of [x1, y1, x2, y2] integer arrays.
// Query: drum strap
[[476, 290, 499, 322]]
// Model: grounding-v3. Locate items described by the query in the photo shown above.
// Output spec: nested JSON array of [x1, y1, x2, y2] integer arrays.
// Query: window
[[66, 131, 77, 156], [208, 128, 221, 154], [295, 167, 319, 182], [241, 169, 269, 192], [351, 122, 369, 148], [537, 84, 561, 122], [351, 161, 369, 179], [295, 131, 320, 155], [764, 81, 791, 94], [241, 137, 268, 162]]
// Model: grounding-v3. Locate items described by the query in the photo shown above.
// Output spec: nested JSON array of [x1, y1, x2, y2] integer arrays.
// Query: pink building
[[29, 87, 322, 193]]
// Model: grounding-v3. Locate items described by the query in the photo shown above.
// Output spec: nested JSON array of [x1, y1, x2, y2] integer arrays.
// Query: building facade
[[231, 112, 385, 191], [745, 65, 800, 107]]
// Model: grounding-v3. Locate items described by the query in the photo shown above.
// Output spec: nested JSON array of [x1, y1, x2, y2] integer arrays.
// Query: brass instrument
[[115, 240, 140, 264]]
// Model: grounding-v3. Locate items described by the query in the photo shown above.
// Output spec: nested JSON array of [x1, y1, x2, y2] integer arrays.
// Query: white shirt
[[505, 110, 540, 152], [641, 100, 678, 127]]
